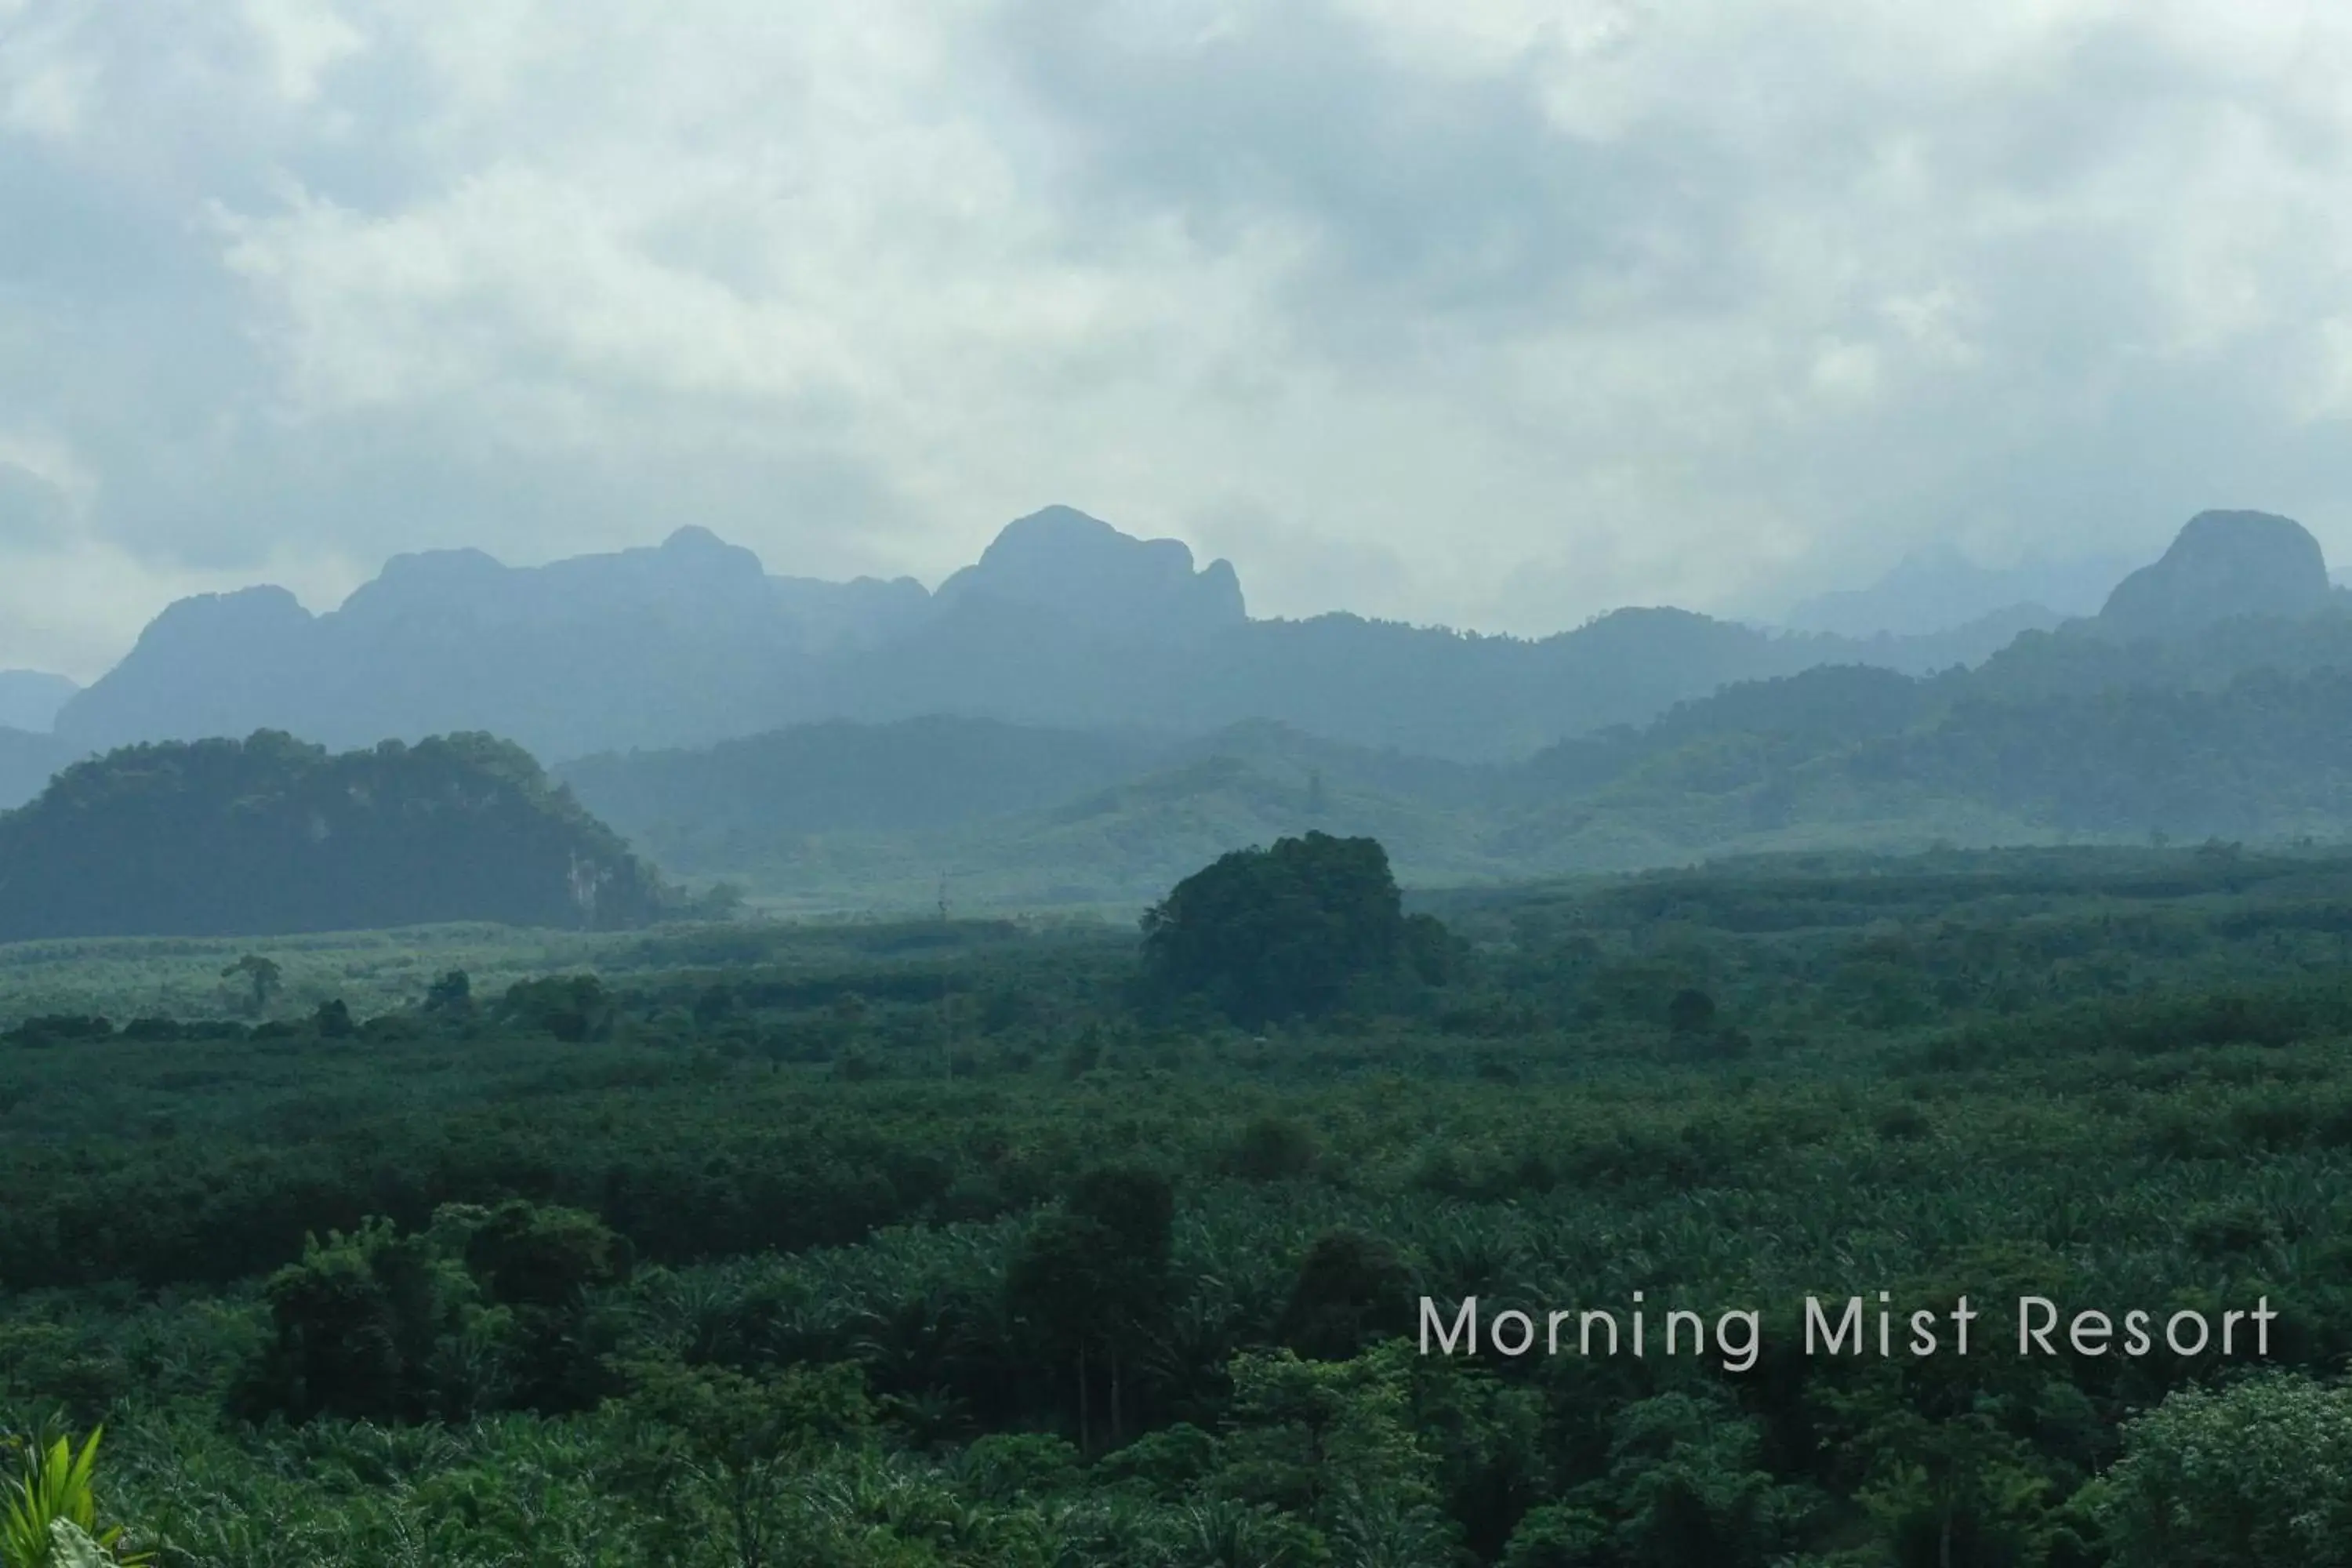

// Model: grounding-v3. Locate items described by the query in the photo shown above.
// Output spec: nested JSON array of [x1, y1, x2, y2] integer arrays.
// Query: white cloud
[[0, 430, 94, 505], [241, 0, 365, 105], [0, 526, 362, 681], [0, 3, 93, 138], [5, 0, 2352, 671]]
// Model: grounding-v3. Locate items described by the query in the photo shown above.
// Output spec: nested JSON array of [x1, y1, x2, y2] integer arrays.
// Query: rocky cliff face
[[50, 508, 1251, 759], [45, 503, 2050, 767], [2096, 510, 2333, 640], [55, 587, 314, 750], [932, 506, 1245, 641], [51, 530, 905, 759]]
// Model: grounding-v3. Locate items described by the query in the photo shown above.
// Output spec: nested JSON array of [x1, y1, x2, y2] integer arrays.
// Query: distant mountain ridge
[[7, 510, 2348, 923], [558, 716, 1167, 860], [933, 505, 1244, 640], [1782, 547, 2133, 637], [2092, 509, 2334, 638], [49, 506, 2053, 771], [0, 670, 76, 732], [0, 726, 65, 814], [56, 530, 855, 763], [565, 650, 2352, 912], [555, 511, 2352, 909]]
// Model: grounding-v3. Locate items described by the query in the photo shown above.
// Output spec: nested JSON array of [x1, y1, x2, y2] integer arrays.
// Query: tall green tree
[[614, 1357, 874, 1568], [1140, 832, 1417, 1023], [1004, 1167, 1174, 1452], [2089, 1375, 2352, 1566], [221, 954, 281, 1014]]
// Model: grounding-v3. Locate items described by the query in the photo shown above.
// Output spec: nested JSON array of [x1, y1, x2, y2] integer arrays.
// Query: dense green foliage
[[1140, 833, 1414, 1022], [0, 732, 669, 942], [5, 844, 2352, 1563], [2, 1427, 143, 1567], [2087, 1375, 2352, 1565]]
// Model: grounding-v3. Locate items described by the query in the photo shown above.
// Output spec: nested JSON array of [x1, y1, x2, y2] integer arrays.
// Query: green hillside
[[0, 731, 670, 940], [568, 612, 2352, 913]]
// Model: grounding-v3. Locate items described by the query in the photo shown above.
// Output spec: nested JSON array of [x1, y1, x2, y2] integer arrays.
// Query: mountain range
[[1778, 546, 2136, 638], [539, 508, 2352, 910], [7, 503, 2352, 927], [0, 670, 74, 732], [25, 506, 2064, 784]]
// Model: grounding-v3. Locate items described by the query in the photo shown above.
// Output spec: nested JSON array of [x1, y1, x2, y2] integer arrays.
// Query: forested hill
[[0, 731, 669, 941], [563, 646, 2352, 911], [1512, 659, 2352, 848], [557, 715, 1167, 851]]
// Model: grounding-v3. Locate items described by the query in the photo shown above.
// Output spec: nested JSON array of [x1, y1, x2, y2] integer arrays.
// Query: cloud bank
[[5, 0, 2352, 674]]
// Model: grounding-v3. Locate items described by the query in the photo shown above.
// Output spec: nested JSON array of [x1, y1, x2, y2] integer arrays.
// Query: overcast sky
[[5, 0, 2352, 678]]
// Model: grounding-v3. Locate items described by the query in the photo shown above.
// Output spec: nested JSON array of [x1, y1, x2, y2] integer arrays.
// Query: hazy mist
[[9, 1, 2352, 677]]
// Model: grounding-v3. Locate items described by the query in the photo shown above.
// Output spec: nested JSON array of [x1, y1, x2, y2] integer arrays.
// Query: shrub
[[2090, 1374, 2352, 1566], [1226, 1116, 1320, 1181]]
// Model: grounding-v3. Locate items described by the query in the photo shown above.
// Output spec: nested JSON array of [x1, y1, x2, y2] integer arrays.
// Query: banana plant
[[0, 1428, 148, 1568]]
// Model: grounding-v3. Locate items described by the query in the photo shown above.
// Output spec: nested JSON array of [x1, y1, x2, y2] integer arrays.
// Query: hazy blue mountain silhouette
[[0, 726, 67, 813], [934, 504, 1245, 639], [24, 503, 2352, 920], [549, 508, 2352, 906], [1784, 547, 2132, 637], [53, 505, 2112, 767], [820, 598, 2034, 761], [56, 529, 916, 760], [0, 670, 76, 732], [2094, 510, 2332, 639]]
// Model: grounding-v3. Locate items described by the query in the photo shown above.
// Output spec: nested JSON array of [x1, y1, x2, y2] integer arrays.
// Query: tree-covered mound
[[1139, 830, 1456, 1022], [0, 731, 668, 941]]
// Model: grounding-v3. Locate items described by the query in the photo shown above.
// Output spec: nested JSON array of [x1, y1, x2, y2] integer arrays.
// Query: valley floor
[[5, 846, 2351, 1565]]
